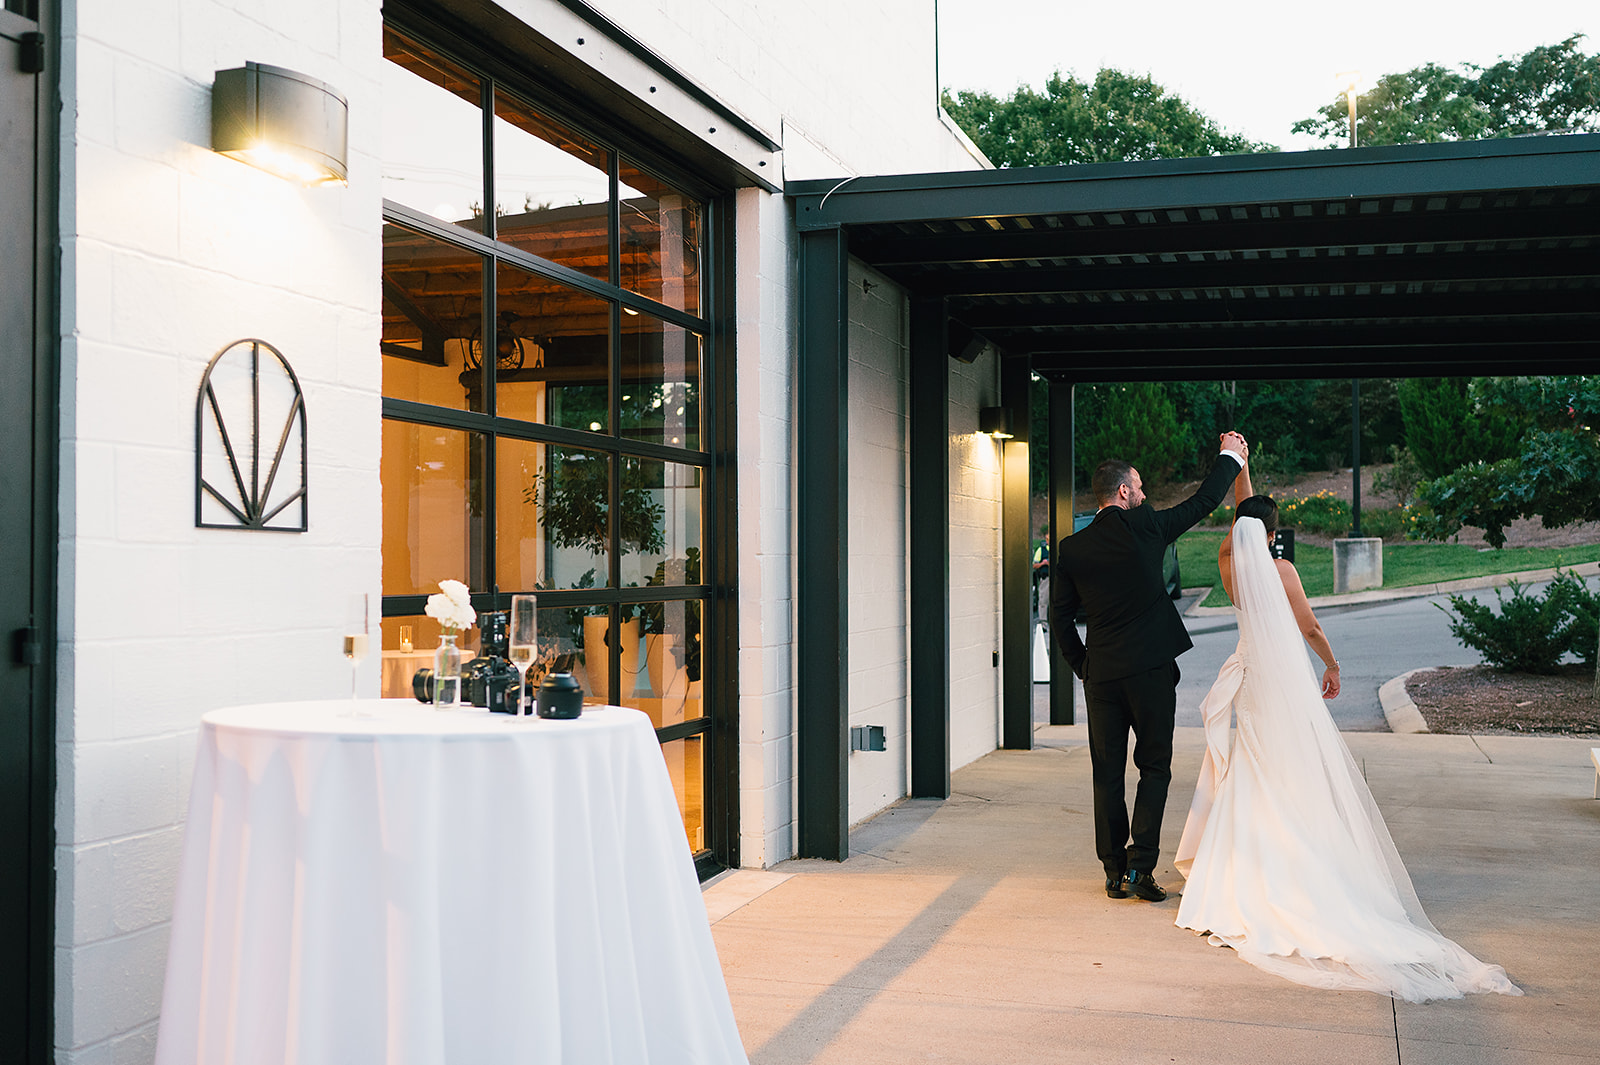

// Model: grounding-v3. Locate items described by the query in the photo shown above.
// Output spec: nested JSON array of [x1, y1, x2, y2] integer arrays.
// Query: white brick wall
[[735, 185, 798, 868], [845, 263, 909, 822], [56, 0, 385, 1057], [579, 0, 984, 177], [949, 350, 1004, 768]]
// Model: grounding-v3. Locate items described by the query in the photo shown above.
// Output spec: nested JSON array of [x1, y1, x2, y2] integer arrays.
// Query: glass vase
[[433, 632, 463, 709]]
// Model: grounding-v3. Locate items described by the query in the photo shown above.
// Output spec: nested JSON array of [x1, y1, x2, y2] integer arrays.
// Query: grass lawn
[[1177, 529, 1600, 608]]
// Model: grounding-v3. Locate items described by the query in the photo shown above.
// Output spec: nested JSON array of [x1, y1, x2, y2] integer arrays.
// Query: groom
[[1052, 432, 1247, 902]]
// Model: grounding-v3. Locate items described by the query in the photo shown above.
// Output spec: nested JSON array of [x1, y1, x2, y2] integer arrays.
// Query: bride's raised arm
[[1216, 451, 1254, 602]]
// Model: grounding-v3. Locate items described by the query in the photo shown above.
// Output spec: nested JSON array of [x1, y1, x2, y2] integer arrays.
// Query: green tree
[[943, 69, 1276, 167], [1073, 382, 1190, 490], [1293, 35, 1600, 147], [1414, 376, 1600, 548], [1398, 378, 1528, 479]]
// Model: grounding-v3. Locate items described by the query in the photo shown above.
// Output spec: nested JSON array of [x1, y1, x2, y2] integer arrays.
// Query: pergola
[[787, 133, 1600, 859]]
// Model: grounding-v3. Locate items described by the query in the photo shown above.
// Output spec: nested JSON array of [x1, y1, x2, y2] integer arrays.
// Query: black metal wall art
[[195, 338, 308, 531]]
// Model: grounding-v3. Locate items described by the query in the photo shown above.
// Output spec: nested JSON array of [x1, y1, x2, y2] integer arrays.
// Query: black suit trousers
[[1083, 662, 1178, 879]]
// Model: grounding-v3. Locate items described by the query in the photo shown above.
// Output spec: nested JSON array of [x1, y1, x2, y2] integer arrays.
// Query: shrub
[[1545, 570, 1600, 668], [1355, 506, 1406, 539], [1439, 580, 1573, 674], [1279, 490, 1351, 536], [1372, 445, 1423, 508]]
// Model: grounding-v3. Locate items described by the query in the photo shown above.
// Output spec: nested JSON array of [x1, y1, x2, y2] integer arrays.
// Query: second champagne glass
[[508, 595, 537, 715]]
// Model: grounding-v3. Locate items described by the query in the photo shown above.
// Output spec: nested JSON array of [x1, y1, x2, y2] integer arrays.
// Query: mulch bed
[[1406, 664, 1600, 736]]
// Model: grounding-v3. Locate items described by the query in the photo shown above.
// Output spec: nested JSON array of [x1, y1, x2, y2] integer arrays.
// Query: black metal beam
[[796, 227, 849, 860], [1000, 355, 1032, 750], [990, 317, 1598, 353], [847, 206, 1600, 269], [1047, 379, 1075, 726], [704, 191, 740, 873], [791, 134, 1600, 229], [907, 248, 1600, 298], [956, 289, 1600, 331], [908, 297, 950, 798], [1028, 344, 1600, 383]]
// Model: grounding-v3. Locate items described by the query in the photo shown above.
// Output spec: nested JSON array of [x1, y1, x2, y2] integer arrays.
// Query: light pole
[[1336, 70, 1363, 148]]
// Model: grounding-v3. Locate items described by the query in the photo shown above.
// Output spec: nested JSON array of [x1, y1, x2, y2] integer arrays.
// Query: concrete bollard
[[1333, 537, 1384, 593]]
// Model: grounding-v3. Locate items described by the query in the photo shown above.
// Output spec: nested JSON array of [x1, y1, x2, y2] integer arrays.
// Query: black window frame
[[378, 13, 737, 874]]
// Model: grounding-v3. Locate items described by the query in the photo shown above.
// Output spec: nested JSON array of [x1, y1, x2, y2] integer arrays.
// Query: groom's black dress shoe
[[1105, 875, 1131, 899], [1124, 869, 1168, 902]]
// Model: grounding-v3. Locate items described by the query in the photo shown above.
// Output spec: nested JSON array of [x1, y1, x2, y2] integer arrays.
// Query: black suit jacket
[[1052, 455, 1237, 683]]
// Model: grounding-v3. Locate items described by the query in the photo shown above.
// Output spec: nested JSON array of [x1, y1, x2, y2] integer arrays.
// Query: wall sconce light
[[212, 62, 349, 186], [979, 406, 1014, 439]]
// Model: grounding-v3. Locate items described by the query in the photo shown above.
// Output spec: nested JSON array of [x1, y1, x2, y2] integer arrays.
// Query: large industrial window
[[378, 23, 722, 860]]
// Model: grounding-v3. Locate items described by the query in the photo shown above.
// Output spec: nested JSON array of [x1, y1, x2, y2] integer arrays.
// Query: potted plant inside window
[[525, 455, 664, 702], [638, 547, 701, 722]]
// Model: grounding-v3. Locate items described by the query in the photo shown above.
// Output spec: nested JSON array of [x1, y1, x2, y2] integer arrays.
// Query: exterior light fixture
[[212, 62, 349, 185], [979, 406, 1014, 439]]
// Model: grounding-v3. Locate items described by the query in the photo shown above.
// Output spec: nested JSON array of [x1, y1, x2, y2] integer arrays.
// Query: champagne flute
[[343, 592, 370, 704], [509, 595, 537, 715]]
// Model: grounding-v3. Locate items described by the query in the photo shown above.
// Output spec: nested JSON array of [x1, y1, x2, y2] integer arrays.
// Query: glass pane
[[509, 443, 613, 589], [619, 459, 700, 589], [494, 92, 611, 282], [382, 223, 487, 412], [619, 160, 703, 316], [382, 28, 485, 231], [381, 420, 486, 596], [620, 314, 701, 449], [619, 599, 706, 730], [659, 735, 706, 854], [378, 613, 482, 699], [493, 264, 610, 431]]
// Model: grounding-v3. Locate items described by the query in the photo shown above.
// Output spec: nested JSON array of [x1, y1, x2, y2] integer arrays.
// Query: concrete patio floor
[[703, 724, 1600, 1065]]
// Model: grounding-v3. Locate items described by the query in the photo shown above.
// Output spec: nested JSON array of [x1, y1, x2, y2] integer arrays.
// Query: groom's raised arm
[[1153, 448, 1242, 543]]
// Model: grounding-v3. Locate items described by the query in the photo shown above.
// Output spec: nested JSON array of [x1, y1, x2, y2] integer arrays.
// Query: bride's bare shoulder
[[1274, 557, 1306, 590]]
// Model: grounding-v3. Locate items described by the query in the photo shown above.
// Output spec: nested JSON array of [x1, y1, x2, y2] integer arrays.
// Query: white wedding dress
[[1174, 517, 1521, 1002]]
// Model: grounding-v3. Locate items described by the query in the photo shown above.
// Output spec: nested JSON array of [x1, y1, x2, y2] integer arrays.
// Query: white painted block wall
[[949, 350, 1005, 769], [56, 0, 385, 1059], [845, 263, 909, 822]]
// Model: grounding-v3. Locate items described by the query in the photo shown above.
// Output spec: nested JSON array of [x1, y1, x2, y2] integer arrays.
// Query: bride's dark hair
[[1236, 494, 1279, 536]]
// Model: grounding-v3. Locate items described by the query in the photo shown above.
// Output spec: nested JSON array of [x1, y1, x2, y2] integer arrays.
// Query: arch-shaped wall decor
[[195, 338, 308, 531]]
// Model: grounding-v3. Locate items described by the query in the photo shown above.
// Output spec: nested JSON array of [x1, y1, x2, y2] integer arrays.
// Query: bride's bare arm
[[1276, 558, 1341, 699], [1216, 458, 1254, 603]]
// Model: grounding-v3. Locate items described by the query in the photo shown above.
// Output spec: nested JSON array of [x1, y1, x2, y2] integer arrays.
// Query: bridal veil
[[1173, 516, 1520, 1002]]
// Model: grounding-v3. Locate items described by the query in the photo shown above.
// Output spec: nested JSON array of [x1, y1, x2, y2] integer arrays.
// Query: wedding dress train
[[1174, 517, 1520, 1003]]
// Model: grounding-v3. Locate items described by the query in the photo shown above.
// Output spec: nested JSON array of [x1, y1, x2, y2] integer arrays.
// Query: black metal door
[[1, 6, 53, 1060]]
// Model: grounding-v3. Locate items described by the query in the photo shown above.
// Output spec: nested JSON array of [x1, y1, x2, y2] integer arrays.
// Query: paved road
[[1038, 579, 1581, 732], [1174, 589, 1495, 731]]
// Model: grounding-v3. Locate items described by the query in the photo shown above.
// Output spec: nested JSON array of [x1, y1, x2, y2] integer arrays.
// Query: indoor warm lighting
[[979, 406, 1014, 439], [212, 62, 349, 185]]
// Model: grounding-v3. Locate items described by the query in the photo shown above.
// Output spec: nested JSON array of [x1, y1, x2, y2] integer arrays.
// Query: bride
[[1173, 461, 1521, 1002]]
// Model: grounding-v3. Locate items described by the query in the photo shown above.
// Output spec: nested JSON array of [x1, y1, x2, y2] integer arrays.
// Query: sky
[[935, 0, 1600, 152]]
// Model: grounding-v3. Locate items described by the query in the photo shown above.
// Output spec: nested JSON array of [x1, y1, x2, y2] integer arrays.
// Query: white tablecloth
[[154, 700, 748, 1065]]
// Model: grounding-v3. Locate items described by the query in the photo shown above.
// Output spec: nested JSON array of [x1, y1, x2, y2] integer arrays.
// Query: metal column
[[909, 296, 950, 798], [1048, 380, 1076, 724], [1000, 356, 1032, 749], [796, 227, 849, 860]]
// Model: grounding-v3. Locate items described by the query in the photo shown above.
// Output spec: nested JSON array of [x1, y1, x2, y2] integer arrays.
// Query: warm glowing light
[[236, 144, 345, 185], [1335, 70, 1366, 96], [589, 421, 602, 431]]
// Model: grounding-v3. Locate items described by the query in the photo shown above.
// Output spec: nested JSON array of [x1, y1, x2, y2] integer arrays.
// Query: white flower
[[425, 580, 477, 632], [438, 578, 472, 608]]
